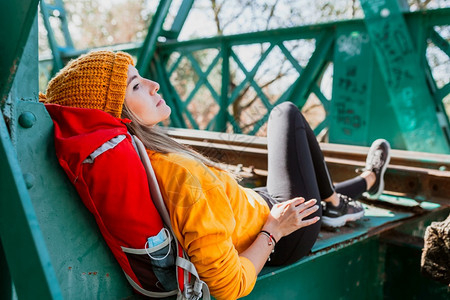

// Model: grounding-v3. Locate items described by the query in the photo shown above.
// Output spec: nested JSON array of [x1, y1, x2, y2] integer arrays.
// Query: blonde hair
[[121, 103, 223, 170]]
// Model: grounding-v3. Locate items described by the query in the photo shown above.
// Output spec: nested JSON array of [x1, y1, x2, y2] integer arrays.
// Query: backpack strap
[[131, 135, 171, 226], [177, 256, 210, 300], [132, 135, 210, 300]]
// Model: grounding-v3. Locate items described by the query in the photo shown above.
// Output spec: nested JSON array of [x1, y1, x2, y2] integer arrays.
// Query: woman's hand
[[263, 197, 320, 242], [241, 197, 319, 276]]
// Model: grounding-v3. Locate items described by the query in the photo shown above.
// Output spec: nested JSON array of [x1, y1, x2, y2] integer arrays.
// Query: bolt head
[[23, 173, 35, 189], [19, 112, 37, 128]]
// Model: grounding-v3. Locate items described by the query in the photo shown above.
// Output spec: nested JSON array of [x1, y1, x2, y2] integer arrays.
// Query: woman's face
[[124, 65, 171, 126]]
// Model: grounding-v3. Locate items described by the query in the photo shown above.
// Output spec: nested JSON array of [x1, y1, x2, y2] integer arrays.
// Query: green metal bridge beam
[[153, 9, 450, 151], [228, 44, 276, 106], [0, 0, 39, 103], [39, 0, 64, 74], [161, 0, 195, 40], [278, 42, 330, 111], [40, 0, 195, 78], [0, 1, 63, 297], [0, 113, 63, 300], [360, 0, 450, 153], [185, 52, 221, 108], [39, 0, 75, 75], [37, 2, 450, 151], [284, 32, 334, 108], [136, 0, 172, 77], [216, 44, 230, 131], [329, 24, 374, 145], [428, 29, 450, 141]]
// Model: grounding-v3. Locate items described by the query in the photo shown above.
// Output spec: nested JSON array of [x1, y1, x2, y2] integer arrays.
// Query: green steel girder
[[185, 52, 221, 109], [230, 50, 273, 111], [136, 0, 172, 77], [284, 32, 334, 108], [277, 42, 330, 111], [228, 43, 277, 107], [360, 0, 450, 154], [0, 2, 63, 298], [227, 52, 272, 133], [38, 1, 450, 152], [0, 92, 62, 300], [152, 8, 450, 153], [39, 0, 70, 74], [428, 29, 450, 140], [0, 241, 13, 299], [39, 0, 195, 78], [244, 237, 385, 300], [39, 0, 76, 78], [0, 0, 39, 103], [161, 0, 195, 40], [157, 20, 347, 53], [154, 9, 450, 59], [216, 44, 230, 131], [430, 29, 450, 57], [329, 24, 374, 145]]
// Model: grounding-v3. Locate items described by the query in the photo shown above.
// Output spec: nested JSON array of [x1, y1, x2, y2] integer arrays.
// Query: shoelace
[[337, 194, 363, 213], [371, 149, 384, 170], [355, 149, 384, 174], [339, 193, 354, 201], [337, 193, 353, 207]]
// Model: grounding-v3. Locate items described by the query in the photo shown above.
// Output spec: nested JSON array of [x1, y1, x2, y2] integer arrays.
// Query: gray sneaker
[[363, 139, 391, 199], [322, 194, 365, 228]]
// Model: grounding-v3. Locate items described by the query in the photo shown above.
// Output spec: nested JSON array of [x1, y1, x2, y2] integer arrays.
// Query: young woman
[[41, 50, 390, 299]]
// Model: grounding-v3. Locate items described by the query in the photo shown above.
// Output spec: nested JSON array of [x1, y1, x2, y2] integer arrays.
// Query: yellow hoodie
[[147, 150, 270, 300]]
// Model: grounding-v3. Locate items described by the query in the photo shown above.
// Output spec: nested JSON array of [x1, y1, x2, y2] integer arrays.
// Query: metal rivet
[[23, 173, 35, 189], [380, 8, 390, 18], [19, 112, 37, 128]]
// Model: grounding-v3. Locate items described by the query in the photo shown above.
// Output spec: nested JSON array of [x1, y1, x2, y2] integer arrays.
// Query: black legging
[[255, 102, 367, 266]]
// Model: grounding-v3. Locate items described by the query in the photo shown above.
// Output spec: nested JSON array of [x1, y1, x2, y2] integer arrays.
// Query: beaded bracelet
[[259, 230, 277, 261], [259, 230, 277, 246]]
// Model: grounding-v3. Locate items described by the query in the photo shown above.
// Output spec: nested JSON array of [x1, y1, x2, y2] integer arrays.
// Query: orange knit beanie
[[40, 50, 134, 118]]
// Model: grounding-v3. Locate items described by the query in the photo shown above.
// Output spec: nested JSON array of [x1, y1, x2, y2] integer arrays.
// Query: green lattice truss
[[38, 0, 450, 154]]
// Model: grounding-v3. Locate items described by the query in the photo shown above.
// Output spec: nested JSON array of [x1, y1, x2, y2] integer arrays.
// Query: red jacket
[[45, 104, 165, 293]]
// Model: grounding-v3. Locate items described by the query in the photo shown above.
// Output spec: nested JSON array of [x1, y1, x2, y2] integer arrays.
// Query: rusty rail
[[167, 128, 450, 204]]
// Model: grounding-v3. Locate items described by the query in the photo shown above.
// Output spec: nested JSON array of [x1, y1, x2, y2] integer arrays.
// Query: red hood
[[45, 104, 130, 180]]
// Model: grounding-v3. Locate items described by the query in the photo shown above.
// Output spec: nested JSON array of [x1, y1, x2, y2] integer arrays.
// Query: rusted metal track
[[167, 128, 450, 204]]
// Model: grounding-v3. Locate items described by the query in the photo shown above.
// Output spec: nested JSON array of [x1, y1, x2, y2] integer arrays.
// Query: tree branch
[[210, 0, 223, 34]]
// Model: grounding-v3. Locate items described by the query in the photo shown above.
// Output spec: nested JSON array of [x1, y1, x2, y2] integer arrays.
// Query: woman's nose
[[148, 80, 160, 95]]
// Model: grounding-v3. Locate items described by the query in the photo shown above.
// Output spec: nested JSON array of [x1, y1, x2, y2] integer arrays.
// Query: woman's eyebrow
[[127, 75, 138, 86]]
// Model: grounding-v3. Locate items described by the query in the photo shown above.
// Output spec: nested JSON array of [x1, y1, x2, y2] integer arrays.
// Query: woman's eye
[[133, 83, 140, 91]]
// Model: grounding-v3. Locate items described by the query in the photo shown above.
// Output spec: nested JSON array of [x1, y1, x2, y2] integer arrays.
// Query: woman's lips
[[156, 99, 165, 107]]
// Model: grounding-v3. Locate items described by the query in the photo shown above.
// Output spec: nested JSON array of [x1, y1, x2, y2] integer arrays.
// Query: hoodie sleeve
[[151, 154, 257, 300], [178, 185, 257, 300]]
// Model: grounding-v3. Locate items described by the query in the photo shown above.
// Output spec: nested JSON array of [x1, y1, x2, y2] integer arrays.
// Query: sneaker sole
[[364, 140, 391, 200], [322, 210, 365, 228]]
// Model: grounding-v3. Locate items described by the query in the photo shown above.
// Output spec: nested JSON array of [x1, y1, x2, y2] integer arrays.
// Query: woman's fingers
[[277, 197, 304, 212], [300, 216, 321, 227], [299, 204, 319, 219], [296, 198, 317, 212], [292, 197, 305, 206], [283, 197, 315, 211], [295, 200, 320, 228]]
